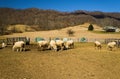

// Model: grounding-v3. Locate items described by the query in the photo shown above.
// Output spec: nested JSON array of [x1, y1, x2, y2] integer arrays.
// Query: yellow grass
[[1, 23, 120, 41], [0, 43, 120, 79], [0, 23, 120, 79], [7, 24, 35, 32]]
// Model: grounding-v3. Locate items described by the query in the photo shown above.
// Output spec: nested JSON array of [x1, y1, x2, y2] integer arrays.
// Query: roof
[[103, 26, 117, 30]]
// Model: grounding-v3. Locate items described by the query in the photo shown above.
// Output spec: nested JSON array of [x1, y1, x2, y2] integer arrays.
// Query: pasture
[[0, 43, 120, 79]]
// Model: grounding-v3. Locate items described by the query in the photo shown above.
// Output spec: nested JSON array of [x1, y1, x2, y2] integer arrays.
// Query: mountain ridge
[[0, 8, 120, 31]]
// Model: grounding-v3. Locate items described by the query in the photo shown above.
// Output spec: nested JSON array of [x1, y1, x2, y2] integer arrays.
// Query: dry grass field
[[0, 23, 120, 79], [0, 43, 120, 79]]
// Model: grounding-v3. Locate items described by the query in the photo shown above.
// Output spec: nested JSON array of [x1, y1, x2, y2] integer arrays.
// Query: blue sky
[[0, 0, 120, 12]]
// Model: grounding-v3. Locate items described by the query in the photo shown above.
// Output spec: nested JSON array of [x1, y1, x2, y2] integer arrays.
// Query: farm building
[[103, 26, 120, 32]]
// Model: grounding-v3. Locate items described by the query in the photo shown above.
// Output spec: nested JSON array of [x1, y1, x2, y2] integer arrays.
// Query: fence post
[[26, 37, 30, 45]]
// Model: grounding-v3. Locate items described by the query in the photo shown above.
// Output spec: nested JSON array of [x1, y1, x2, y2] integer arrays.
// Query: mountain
[[0, 8, 120, 31]]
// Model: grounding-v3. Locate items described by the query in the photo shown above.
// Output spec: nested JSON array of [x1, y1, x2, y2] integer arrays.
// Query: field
[[2, 23, 120, 41], [0, 43, 120, 79], [0, 23, 120, 79]]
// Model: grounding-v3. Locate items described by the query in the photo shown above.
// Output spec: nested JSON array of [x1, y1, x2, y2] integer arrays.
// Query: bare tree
[[66, 29, 75, 36]]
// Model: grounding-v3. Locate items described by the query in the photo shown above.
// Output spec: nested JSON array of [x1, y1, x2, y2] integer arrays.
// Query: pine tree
[[88, 24, 94, 31]]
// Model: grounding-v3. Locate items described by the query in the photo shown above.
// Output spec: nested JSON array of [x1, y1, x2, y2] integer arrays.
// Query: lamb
[[12, 41, 25, 52], [107, 41, 117, 51], [94, 41, 102, 50], [64, 40, 74, 49], [37, 40, 49, 51]]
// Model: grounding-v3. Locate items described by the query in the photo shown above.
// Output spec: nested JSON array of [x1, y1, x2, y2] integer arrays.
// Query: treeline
[[0, 8, 120, 31]]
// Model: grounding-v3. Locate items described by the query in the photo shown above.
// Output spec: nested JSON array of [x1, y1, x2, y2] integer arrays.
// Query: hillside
[[2, 23, 120, 42], [7, 24, 35, 32], [0, 8, 120, 32]]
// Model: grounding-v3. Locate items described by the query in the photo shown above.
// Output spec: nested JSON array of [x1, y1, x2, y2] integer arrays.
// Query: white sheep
[[94, 41, 102, 50], [107, 41, 117, 51], [49, 39, 65, 51], [37, 40, 49, 51], [64, 40, 74, 49], [49, 40, 57, 51], [56, 40, 65, 51], [0, 42, 7, 49], [12, 41, 25, 52]]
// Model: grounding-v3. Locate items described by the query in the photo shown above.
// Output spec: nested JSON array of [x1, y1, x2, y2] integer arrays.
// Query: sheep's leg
[[20, 48, 22, 52], [54, 46, 57, 52], [12, 46, 16, 51], [23, 47, 26, 51], [110, 48, 112, 51], [114, 45, 117, 51], [66, 45, 69, 49], [12, 48, 15, 51], [59, 45, 64, 51], [100, 45, 102, 50], [47, 45, 51, 50], [108, 46, 112, 51], [71, 43, 74, 49], [94, 44, 97, 49], [98, 45, 101, 50], [17, 48, 19, 52]]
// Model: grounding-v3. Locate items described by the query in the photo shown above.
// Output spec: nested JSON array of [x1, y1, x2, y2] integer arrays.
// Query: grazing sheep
[[37, 40, 49, 51], [56, 40, 65, 51], [0, 42, 7, 49], [94, 41, 102, 50], [49, 40, 57, 51], [49, 39, 65, 51], [64, 40, 74, 49], [107, 41, 116, 51], [12, 41, 25, 52]]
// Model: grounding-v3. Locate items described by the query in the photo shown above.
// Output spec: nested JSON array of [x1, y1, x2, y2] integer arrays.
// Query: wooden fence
[[0, 37, 28, 45], [104, 38, 120, 47], [0, 37, 120, 47]]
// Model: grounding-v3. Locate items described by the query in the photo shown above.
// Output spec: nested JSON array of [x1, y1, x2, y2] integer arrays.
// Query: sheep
[[49, 40, 57, 51], [94, 41, 102, 50], [12, 41, 25, 52], [107, 41, 117, 51], [37, 40, 49, 51], [49, 39, 65, 51], [0, 42, 7, 49], [55, 40, 65, 51], [64, 40, 74, 49]]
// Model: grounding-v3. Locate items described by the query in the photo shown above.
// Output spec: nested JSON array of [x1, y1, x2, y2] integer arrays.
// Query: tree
[[88, 24, 94, 31], [66, 29, 75, 36]]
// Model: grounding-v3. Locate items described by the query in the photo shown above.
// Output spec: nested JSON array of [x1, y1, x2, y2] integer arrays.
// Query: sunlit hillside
[[2, 23, 120, 42], [7, 24, 35, 32]]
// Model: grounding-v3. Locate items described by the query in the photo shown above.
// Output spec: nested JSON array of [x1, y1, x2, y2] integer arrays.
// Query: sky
[[0, 0, 120, 12]]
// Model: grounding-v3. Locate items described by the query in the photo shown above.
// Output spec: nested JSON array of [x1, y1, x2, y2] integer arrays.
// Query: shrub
[[67, 29, 75, 36]]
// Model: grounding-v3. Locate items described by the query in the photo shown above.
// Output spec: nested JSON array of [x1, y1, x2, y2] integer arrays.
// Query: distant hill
[[3, 23, 120, 40], [0, 8, 120, 32]]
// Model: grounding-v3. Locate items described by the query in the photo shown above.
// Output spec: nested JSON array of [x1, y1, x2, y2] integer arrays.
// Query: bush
[[88, 24, 94, 31], [67, 29, 75, 36]]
